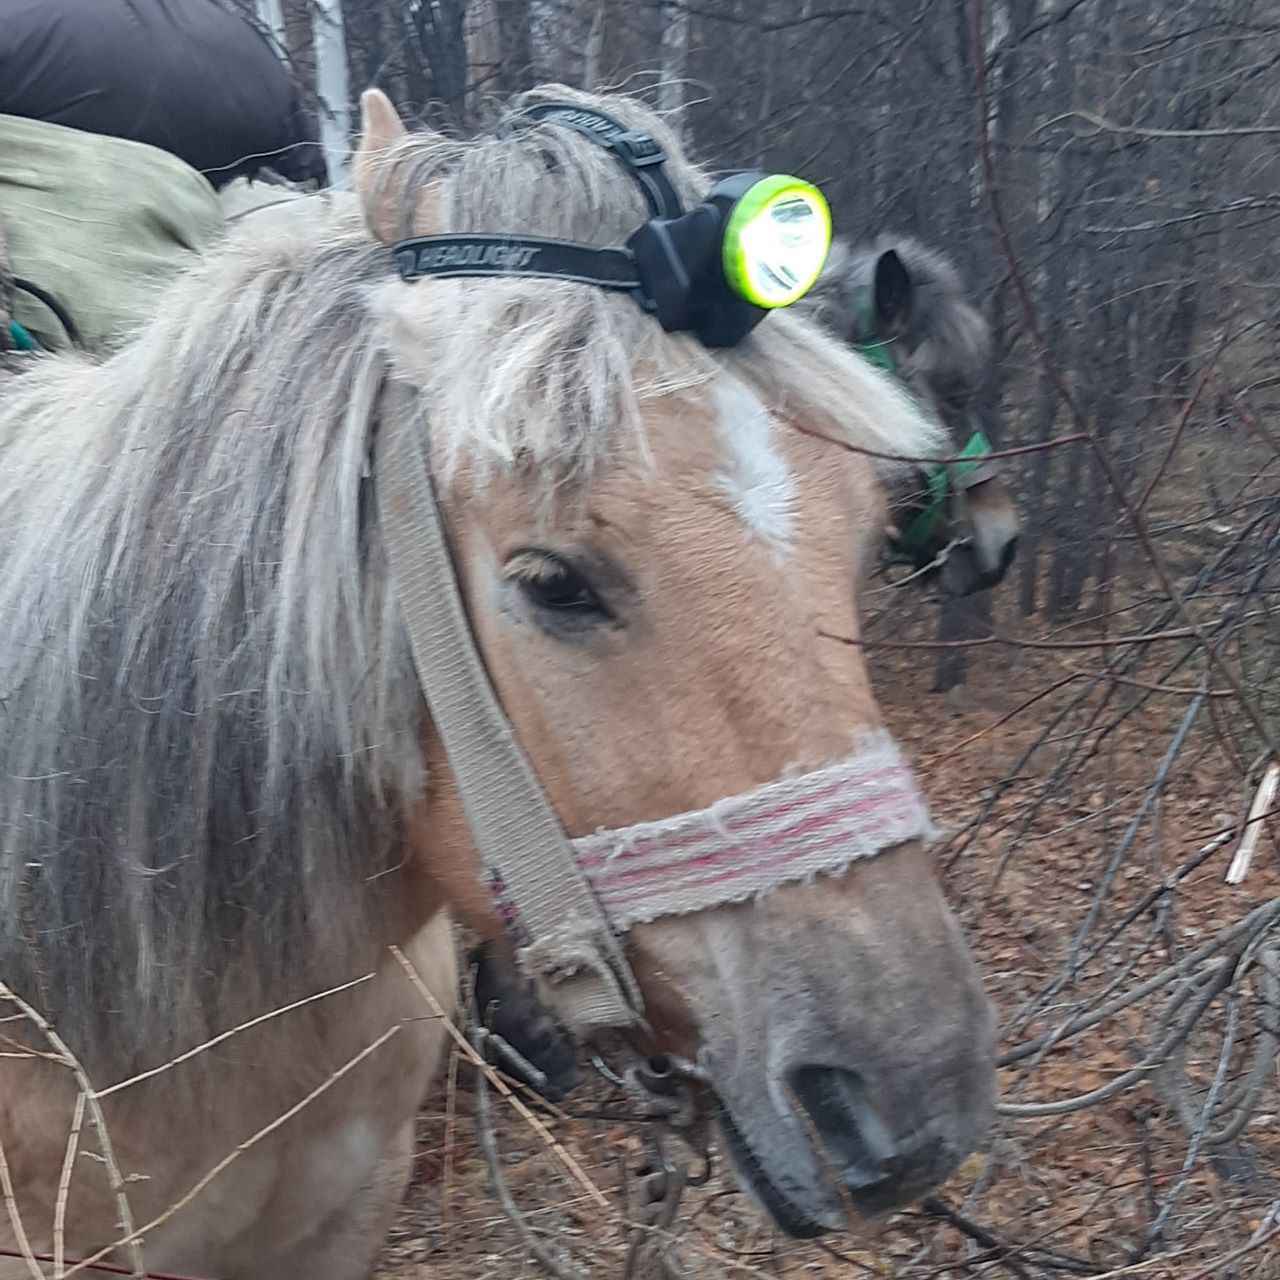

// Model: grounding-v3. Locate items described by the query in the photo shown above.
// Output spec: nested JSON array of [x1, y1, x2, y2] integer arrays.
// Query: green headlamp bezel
[[720, 175, 833, 310]]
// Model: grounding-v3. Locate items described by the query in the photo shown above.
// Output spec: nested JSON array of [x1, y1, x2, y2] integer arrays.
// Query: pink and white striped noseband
[[490, 731, 935, 934]]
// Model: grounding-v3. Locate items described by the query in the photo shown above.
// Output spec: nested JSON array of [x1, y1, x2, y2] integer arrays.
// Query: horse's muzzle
[[713, 1047, 992, 1235], [939, 531, 1019, 596], [643, 844, 997, 1236]]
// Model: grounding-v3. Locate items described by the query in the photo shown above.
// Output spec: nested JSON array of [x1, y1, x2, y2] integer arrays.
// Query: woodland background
[[227, 4, 1279, 1278]]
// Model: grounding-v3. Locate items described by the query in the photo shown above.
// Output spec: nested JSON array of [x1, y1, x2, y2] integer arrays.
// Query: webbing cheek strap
[[376, 380, 644, 1037], [888, 429, 999, 563]]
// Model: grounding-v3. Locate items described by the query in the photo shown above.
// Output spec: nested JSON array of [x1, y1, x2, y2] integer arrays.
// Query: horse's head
[[357, 89, 994, 1234], [804, 237, 1020, 596]]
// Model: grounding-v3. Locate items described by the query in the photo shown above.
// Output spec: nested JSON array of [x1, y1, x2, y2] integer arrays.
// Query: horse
[[802, 235, 1021, 597], [0, 85, 995, 1278]]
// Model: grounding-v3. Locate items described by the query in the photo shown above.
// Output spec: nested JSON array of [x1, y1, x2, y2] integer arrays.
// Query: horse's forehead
[[620, 374, 797, 553], [455, 374, 860, 557], [708, 376, 795, 554]]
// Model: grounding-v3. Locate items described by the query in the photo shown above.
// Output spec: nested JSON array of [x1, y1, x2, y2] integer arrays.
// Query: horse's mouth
[[714, 1098, 833, 1238], [713, 1094, 951, 1237]]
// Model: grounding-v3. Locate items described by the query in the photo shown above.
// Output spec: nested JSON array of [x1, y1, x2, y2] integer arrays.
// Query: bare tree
[[313, 0, 353, 183]]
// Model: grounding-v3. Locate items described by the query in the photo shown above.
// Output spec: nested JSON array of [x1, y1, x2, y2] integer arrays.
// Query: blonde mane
[[0, 85, 938, 1077]]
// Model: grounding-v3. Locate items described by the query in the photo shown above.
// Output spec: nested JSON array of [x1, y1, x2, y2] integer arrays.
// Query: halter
[[889, 426, 1000, 565], [487, 736, 933, 938], [849, 289, 1001, 566], [852, 290, 896, 375], [376, 382, 935, 1039]]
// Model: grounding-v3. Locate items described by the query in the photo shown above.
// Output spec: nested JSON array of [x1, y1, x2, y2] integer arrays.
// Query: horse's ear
[[355, 89, 410, 245], [873, 249, 913, 328]]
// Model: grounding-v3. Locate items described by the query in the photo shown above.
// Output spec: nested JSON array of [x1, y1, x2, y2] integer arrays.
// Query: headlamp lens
[[722, 176, 831, 309]]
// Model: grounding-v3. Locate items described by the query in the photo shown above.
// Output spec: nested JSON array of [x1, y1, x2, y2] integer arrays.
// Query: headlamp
[[393, 103, 832, 349], [722, 175, 831, 309]]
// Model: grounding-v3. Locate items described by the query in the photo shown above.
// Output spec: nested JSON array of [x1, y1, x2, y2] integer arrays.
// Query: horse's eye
[[524, 567, 597, 612], [510, 553, 609, 619]]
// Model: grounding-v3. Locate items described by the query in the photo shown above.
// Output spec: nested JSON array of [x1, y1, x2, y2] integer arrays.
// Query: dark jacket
[[0, 0, 327, 188]]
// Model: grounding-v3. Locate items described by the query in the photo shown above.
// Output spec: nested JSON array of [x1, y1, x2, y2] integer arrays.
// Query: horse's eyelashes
[[507, 550, 612, 623]]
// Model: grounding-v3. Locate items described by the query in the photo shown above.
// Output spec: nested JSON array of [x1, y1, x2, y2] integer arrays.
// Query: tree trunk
[[494, 0, 534, 95], [255, 0, 287, 53], [312, 0, 352, 186], [582, 3, 607, 90], [657, 1, 690, 142]]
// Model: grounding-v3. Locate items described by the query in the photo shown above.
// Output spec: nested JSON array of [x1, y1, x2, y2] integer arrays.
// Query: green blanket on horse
[[0, 114, 222, 354]]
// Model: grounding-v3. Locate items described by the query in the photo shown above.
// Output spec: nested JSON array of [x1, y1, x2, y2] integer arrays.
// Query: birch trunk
[[312, 0, 352, 187], [255, 0, 287, 54]]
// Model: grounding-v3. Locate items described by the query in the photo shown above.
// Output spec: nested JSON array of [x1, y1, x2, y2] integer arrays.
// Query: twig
[[999, 897, 1280, 1067], [789, 418, 1088, 466], [1135, 990, 1239, 1256], [919, 1196, 1033, 1279], [998, 952, 1236, 1117], [1055, 109, 1280, 139], [441, 1042, 460, 1247], [54, 1090, 88, 1277], [62, 1026, 402, 1279], [0, 1128, 44, 1279], [1202, 946, 1280, 1146], [822, 622, 1223, 652], [0, 983, 145, 1278], [94, 973, 377, 1099], [1069, 687, 1206, 968], [0, 1249, 206, 1280], [1225, 760, 1279, 884], [471, 1024, 587, 1280]]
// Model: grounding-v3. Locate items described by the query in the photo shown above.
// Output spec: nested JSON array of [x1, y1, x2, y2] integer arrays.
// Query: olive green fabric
[[0, 114, 222, 354]]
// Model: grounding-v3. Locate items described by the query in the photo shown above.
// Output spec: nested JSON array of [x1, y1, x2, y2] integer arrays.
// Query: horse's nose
[[788, 1064, 961, 1211], [787, 1065, 896, 1190]]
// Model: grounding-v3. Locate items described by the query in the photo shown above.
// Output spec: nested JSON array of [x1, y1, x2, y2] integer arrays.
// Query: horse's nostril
[[1000, 534, 1019, 572], [787, 1065, 896, 1189]]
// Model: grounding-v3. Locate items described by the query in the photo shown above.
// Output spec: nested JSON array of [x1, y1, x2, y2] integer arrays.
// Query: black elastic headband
[[395, 234, 640, 291], [502, 102, 684, 220], [391, 100, 774, 347], [394, 102, 674, 299]]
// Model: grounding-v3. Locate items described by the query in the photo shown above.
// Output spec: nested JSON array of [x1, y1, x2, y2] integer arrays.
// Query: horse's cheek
[[400, 792, 505, 941]]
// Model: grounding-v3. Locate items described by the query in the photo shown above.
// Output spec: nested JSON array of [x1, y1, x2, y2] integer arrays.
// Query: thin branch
[[1060, 109, 1280, 138], [62, 1026, 404, 1279], [388, 945, 609, 1210], [0, 984, 145, 1278]]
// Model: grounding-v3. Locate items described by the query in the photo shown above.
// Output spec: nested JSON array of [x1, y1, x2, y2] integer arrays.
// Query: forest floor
[[373, 602, 1280, 1280]]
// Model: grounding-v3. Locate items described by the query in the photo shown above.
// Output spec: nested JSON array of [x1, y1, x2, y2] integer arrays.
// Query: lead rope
[[376, 380, 644, 1036]]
